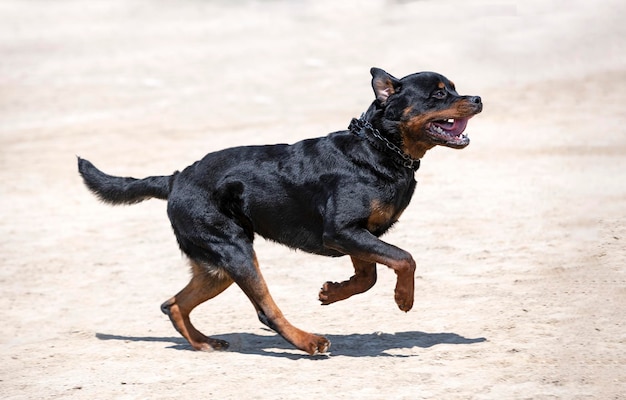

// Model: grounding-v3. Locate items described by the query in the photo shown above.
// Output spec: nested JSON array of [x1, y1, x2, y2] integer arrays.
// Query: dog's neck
[[351, 105, 420, 171], [362, 101, 435, 160], [362, 102, 405, 153]]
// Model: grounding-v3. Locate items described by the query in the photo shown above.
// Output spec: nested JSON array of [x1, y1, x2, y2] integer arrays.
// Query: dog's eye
[[432, 90, 447, 99]]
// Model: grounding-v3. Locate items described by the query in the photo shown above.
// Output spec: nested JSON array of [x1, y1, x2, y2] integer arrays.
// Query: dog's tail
[[77, 157, 176, 205]]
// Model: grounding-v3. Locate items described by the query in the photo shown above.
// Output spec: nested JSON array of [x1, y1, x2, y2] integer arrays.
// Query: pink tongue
[[434, 117, 469, 136], [448, 118, 469, 136]]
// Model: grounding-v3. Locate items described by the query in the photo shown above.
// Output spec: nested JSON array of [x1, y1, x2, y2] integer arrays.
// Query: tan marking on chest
[[367, 200, 404, 232]]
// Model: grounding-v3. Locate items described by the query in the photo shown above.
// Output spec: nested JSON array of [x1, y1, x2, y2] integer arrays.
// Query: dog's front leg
[[322, 229, 416, 312], [319, 256, 377, 305]]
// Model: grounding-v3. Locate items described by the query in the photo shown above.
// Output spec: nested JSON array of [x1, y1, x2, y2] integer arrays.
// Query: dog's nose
[[470, 96, 482, 105]]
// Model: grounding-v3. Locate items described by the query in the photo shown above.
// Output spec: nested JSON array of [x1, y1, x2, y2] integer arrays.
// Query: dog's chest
[[367, 199, 407, 236]]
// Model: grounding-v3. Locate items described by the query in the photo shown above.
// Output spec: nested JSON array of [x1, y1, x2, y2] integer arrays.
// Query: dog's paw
[[394, 287, 414, 312], [305, 335, 331, 355], [318, 281, 341, 305], [191, 338, 230, 352]]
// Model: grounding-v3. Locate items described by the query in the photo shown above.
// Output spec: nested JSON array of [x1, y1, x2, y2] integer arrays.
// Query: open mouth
[[426, 117, 471, 148]]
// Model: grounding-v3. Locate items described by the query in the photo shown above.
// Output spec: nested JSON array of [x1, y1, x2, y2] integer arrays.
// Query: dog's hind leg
[[318, 256, 377, 305], [227, 249, 331, 355], [160, 260, 233, 351]]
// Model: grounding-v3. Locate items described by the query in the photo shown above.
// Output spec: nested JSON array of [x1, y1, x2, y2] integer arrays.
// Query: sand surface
[[1, 0, 625, 398]]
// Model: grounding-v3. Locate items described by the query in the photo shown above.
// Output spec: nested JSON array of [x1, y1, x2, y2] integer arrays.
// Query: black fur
[[77, 67, 482, 354], [78, 158, 173, 205]]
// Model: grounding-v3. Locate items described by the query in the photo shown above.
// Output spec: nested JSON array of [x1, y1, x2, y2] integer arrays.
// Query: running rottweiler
[[78, 68, 482, 355]]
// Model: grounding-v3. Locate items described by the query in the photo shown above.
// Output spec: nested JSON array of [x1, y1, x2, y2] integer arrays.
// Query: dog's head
[[370, 67, 482, 159]]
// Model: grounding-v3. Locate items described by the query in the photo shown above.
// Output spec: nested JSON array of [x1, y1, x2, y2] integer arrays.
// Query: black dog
[[78, 68, 482, 355]]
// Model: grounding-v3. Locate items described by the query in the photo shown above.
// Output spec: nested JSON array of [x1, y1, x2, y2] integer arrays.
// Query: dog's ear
[[370, 67, 401, 104]]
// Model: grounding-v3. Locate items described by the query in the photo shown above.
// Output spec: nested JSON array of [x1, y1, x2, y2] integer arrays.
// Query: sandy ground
[[1, 0, 625, 398]]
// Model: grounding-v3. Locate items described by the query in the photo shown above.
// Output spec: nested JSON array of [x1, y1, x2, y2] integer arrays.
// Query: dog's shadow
[[96, 330, 486, 359]]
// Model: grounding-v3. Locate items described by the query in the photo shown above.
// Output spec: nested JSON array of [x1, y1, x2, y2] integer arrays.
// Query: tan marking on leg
[[239, 252, 331, 355], [319, 256, 377, 305], [161, 260, 233, 351]]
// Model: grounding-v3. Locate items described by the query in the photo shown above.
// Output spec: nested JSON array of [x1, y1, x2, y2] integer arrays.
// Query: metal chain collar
[[348, 117, 420, 171]]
